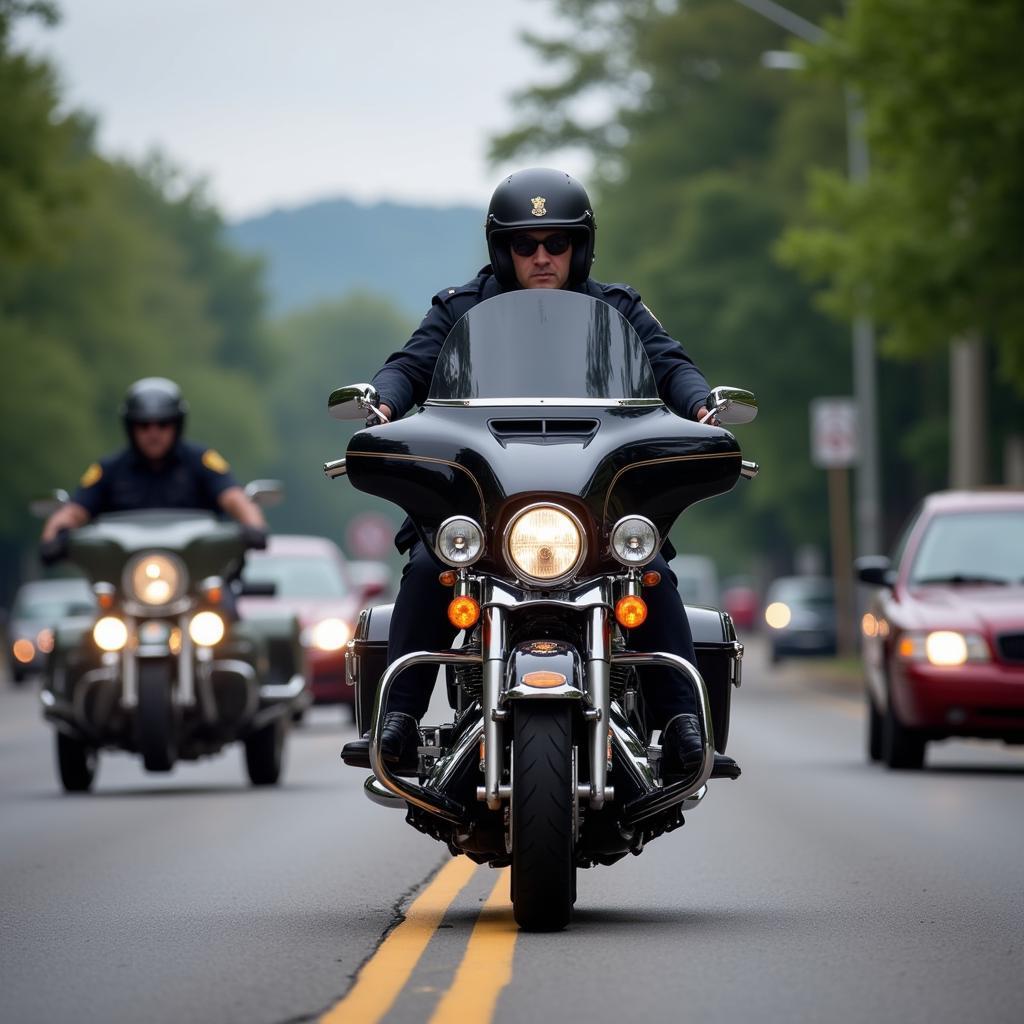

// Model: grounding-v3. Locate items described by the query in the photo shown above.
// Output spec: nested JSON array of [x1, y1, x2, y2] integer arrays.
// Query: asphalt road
[[2, 638, 1023, 1024]]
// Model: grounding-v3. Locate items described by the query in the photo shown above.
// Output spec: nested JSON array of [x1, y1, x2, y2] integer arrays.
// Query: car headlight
[[610, 516, 660, 567], [125, 554, 186, 606], [188, 611, 225, 648], [765, 602, 792, 629], [93, 616, 128, 652], [435, 516, 484, 567], [898, 630, 990, 666], [305, 617, 351, 652], [505, 504, 584, 584]]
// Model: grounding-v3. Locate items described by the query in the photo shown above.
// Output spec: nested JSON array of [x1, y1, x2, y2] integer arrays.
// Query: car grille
[[996, 633, 1024, 664]]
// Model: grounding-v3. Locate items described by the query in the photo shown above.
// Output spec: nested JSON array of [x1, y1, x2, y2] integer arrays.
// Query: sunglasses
[[134, 420, 176, 432], [509, 232, 573, 257]]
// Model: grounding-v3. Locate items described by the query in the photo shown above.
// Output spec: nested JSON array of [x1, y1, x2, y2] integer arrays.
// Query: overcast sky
[[16, 0, 593, 220]]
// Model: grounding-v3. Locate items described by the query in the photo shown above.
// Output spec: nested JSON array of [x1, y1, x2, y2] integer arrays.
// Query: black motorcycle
[[329, 289, 757, 931]]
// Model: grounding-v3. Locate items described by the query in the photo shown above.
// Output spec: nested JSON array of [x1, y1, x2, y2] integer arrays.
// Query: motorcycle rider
[[40, 377, 267, 551], [359, 168, 713, 781]]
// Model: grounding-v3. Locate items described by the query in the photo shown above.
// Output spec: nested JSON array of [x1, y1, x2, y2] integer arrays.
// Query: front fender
[[503, 641, 585, 702]]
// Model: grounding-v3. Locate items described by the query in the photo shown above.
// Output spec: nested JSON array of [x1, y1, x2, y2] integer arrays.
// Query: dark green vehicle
[[38, 498, 308, 792]]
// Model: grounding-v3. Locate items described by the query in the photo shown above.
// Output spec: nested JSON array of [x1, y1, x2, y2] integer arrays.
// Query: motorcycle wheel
[[137, 661, 178, 773], [866, 691, 883, 762], [56, 732, 97, 793], [244, 717, 285, 786], [510, 702, 575, 932]]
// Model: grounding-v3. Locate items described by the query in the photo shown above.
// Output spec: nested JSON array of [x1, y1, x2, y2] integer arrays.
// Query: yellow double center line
[[320, 858, 517, 1024]]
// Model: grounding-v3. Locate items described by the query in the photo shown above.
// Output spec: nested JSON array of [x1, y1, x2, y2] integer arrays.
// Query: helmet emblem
[[530, 196, 547, 217]]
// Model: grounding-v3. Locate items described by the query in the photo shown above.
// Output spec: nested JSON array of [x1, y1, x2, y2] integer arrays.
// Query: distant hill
[[228, 198, 488, 318]]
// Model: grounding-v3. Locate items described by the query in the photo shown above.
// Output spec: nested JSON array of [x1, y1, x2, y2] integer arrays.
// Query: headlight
[[36, 628, 55, 654], [898, 630, 990, 666], [435, 516, 484, 567], [610, 516, 659, 567], [188, 611, 225, 648], [126, 554, 186, 606], [93, 616, 128, 652], [505, 504, 584, 583], [12, 638, 35, 663], [306, 618, 351, 652], [765, 602, 792, 629]]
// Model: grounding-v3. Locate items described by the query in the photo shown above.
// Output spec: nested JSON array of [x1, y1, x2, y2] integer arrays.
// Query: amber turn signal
[[448, 595, 480, 629], [438, 571, 457, 587], [522, 671, 567, 688], [641, 571, 661, 587], [615, 595, 648, 629], [97, 591, 115, 611]]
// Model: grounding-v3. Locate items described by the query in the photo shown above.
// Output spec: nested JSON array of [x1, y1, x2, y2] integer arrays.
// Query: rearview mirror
[[328, 383, 383, 422], [29, 489, 71, 519], [244, 479, 284, 508], [855, 556, 895, 588], [705, 386, 758, 425]]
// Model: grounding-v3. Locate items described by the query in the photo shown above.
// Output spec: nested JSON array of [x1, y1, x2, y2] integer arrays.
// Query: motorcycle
[[35, 482, 308, 792], [328, 290, 757, 931]]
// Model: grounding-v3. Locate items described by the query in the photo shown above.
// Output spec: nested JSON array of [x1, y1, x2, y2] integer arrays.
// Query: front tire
[[882, 692, 926, 770], [245, 717, 286, 786], [510, 702, 575, 932], [137, 661, 178, 773], [56, 732, 97, 792]]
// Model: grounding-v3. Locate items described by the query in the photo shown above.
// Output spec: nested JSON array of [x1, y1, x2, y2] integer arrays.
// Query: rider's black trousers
[[385, 541, 698, 730]]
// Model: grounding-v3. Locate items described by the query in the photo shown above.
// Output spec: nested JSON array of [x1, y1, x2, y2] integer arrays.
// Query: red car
[[857, 489, 1024, 769], [240, 535, 378, 708]]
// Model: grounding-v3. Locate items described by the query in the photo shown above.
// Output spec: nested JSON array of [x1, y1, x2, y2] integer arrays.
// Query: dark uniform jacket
[[72, 440, 238, 517], [372, 267, 710, 555]]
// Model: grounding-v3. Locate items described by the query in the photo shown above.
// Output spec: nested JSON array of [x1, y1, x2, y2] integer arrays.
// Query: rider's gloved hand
[[365, 402, 393, 428], [39, 530, 69, 567], [241, 525, 268, 550]]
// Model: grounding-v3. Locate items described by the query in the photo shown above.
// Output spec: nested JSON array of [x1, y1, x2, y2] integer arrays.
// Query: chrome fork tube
[[482, 606, 506, 811], [121, 621, 137, 708], [178, 615, 195, 706], [586, 606, 611, 810]]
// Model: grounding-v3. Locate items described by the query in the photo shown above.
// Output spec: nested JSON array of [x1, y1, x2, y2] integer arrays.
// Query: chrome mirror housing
[[328, 383, 387, 422], [29, 488, 71, 519], [244, 479, 285, 508], [705, 386, 758, 425]]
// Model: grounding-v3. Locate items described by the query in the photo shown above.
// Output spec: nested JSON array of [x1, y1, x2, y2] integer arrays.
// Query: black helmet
[[485, 168, 596, 289], [121, 377, 188, 435]]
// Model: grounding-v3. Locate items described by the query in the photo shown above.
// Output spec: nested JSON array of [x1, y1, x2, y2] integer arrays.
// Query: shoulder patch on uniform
[[201, 449, 230, 474], [80, 462, 103, 488]]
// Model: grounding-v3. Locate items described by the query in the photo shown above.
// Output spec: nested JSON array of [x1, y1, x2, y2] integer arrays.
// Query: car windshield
[[14, 597, 94, 620], [427, 290, 659, 404], [910, 510, 1024, 585], [770, 579, 834, 607], [242, 555, 348, 599]]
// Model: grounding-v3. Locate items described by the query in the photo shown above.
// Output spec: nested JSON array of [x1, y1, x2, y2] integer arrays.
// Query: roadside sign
[[345, 513, 395, 559], [810, 397, 859, 468]]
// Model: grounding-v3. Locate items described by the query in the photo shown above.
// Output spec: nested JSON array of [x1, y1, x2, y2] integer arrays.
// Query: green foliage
[[779, 0, 1024, 392], [0, 6, 272, 589], [263, 293, 413, 549]]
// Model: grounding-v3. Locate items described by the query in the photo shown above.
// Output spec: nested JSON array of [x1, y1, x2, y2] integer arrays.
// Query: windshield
[[427, 290, 659, 404], [910, 511, 1024, 585], [242, 555, 348, 599]]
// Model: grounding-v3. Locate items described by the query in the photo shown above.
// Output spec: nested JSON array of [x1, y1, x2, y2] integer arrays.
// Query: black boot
[[661, 713, 704, 782], [379, 712, 420, 766], [339, 712, 420, 770]]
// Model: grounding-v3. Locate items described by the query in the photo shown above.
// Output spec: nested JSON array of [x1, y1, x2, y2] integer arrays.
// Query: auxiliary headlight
[[188, 611, 225, 648], [307, 617, 351, 652], [126, 554, 186, 606], [765, 602, 792, 630], [93, 616, 128, 652], [435, 516, 484, 567], [610, 516, 660, 567], [505, 505, 584, 583], [898, 630, 990, 666]]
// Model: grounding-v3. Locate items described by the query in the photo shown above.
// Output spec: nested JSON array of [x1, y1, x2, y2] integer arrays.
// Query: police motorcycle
[[34, 482, 308, 792], [328, 290, 757, 931]]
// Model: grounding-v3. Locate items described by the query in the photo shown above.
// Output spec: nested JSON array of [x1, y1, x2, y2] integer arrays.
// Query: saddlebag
[[347, 604, 394, 736], [684, 604, 743, 754]]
